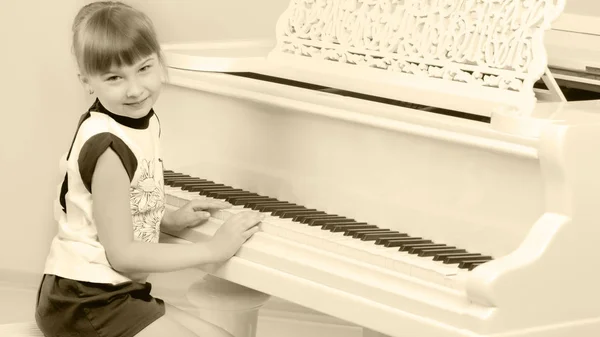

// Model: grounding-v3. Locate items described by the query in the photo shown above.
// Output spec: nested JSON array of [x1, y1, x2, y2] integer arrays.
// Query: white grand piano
[[152, 0, 600, 336]]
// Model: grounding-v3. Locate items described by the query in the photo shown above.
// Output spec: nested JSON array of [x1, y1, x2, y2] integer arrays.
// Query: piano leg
[[363, 329, 389, 337], [186, 274, 271, 337]]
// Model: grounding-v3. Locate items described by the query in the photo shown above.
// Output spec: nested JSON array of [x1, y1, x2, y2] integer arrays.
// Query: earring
[[89, 89, 94, 95]]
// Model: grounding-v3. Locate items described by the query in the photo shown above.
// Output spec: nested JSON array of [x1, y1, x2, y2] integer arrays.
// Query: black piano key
[[458, 257, 493, 269], [270, 207, 311, 216], [303, 216, 348, 225], [443, 254, 485, 264], [205, 189, 248, 198], [257, 204, 302, 212], [171, 179, 208, 187], [278, 210, 324, 219], [330, 224, 377, 235], [166, 176, 203, 180], [162, 172, 188, 177], [228, 196, 274, 205], [207, 191, 255, 199], [212, 191, 257, 197], [242, 199, 287, 208], [354, 230, 399, 240], [468, 262, 485, 270], [167, 178, 198, 185], [308, 218, 354, 226], [197, 187, 238, 196], [255, 203, 297, 212], [399, 243, 443, 252], [345, 228, 388, 237], [326, 222, 371, 231], [188, 184, 226, 192], [384, 238, 432, 248], [181, 182, 219, 190], [233, 197, 278, 206], [407, 244, 450, 254], [372, 233, 410, 244], [419, 248, 466, 257], [361, 232, 407, 241], [380, 237, 423, 247], [433, 252, 480, 262], [164, 175, 191, 184], [293, 214, 339, 223]]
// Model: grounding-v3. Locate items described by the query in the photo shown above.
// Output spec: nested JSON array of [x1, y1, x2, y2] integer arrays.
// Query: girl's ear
[[78, 74, 93, 95]]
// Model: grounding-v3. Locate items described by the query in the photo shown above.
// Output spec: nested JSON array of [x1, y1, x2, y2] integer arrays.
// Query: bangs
[[79, 7, 160, 75]]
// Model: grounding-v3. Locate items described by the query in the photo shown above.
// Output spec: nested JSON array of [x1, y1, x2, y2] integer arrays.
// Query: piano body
[[149, 0, 600, 336]]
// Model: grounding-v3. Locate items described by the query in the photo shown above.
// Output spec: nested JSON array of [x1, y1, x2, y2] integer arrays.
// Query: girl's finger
[[243, 226, 261, 239], [189, 199, 231, 211]]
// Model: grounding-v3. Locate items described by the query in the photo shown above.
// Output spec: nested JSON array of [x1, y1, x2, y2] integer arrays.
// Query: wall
[[0, 0, 85, 275]]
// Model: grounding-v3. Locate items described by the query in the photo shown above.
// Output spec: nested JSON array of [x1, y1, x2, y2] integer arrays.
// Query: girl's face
[[82, 53, 163, 119]]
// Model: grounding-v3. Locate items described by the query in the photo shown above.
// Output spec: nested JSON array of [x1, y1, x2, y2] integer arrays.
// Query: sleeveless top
[[43, 99, 165, 284]]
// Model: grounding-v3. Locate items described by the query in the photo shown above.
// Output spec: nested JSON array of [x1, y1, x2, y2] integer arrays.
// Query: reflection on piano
[[153, 0, 600, 336]]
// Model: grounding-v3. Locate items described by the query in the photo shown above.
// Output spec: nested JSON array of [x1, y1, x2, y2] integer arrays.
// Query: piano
[[149, 0, 600, 336]]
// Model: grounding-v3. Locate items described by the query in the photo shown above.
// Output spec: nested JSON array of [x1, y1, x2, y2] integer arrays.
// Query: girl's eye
[[140, 65, 151, 72], [106, 76, 120, 82]]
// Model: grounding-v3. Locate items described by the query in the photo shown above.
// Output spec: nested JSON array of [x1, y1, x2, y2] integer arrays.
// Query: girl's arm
[[92, 148, 261, 274]]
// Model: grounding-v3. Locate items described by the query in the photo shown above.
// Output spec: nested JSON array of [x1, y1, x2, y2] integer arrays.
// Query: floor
[[0, 284, 37, 325], [0, 270, 363, 337]]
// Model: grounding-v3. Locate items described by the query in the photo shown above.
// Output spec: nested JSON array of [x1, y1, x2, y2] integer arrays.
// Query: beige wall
[[0, 0, 285, 277], [0, 0, 85, 275]]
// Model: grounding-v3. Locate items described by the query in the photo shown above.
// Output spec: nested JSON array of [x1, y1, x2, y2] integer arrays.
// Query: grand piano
[[149, 0, 600, 336]]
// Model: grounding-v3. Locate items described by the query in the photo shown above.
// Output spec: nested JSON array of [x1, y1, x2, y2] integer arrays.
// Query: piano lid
[[162, 0, 565, 121], [545, 0, 600, 92]]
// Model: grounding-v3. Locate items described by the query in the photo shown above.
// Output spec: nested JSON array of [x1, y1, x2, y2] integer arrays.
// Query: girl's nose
[[126, 79, 143, 98]]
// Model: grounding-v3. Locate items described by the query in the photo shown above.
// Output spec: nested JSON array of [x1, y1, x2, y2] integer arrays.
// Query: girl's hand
[[207, 211, 263, 262], [164, 199, 231, 232]]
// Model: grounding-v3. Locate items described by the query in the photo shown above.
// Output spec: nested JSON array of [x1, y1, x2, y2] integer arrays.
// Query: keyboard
[[162, 170, 494, 289]]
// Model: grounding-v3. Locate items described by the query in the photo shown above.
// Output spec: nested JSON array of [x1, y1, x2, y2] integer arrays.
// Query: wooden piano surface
[[152, 0, 600, 336]]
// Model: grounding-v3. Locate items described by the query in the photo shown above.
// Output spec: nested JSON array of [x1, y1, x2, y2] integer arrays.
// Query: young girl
[[35, 2, 263, 337]]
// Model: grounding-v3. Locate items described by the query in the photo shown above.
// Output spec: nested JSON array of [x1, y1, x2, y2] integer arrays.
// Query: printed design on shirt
[[130, 159, 165, 243]]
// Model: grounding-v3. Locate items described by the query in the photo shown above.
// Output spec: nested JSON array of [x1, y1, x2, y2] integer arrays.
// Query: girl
[[35, 2, 263, 337]]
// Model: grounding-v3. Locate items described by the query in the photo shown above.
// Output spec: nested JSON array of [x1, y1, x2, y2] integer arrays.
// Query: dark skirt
[[35, 274, 165, 337]]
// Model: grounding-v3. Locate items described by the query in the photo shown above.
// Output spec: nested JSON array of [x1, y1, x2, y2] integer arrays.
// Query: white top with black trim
[[43, 99, 165, 285]]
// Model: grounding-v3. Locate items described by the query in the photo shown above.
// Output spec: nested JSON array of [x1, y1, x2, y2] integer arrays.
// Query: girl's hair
[[72, 1, 165, 76]]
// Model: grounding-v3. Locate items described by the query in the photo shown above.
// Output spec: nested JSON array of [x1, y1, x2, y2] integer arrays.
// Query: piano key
[[383, 238, 427, 248], [354, 230, 399, 240], [406, 244, 450, 253], [251, 202, 296, 211], [308, 218, 354, 226], [215, 192, 260, 199], [458, 257, 493, 269], [229, 196, 277, 205], [187, 184, 226, 192], [278, 210, 324, 218], [346, 228, 390, 237], [171, 179, 208, 187], [293, 214, 341, 223], [374, 234, 412, 245], [468, 262, 485, 270], [205, 190, 250, 198], [418, 248, 467, 257], [327, 223, 372, 231], [164, 176, 192, 184], [271, 207, 313, 216], [366, 233, 409, 242], [433, 253, 482, 262], [196, 187, 240, 195], [181, 182, 219, 190]]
